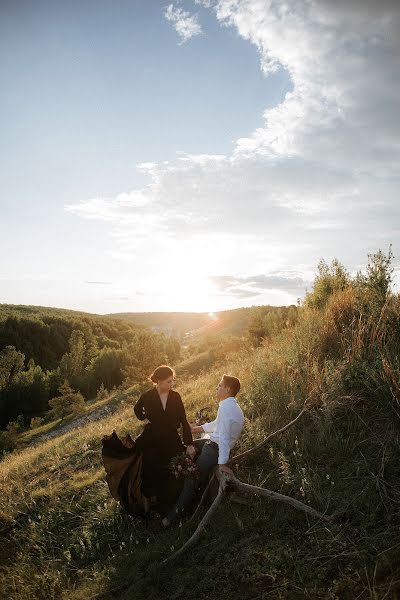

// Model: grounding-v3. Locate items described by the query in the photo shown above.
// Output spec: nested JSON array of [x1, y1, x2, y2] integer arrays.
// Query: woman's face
[[157, 375, 175, 393]]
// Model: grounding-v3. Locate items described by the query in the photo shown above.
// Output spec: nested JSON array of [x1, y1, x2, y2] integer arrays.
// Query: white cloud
[[66, 1, 400, 308], [217, 0, 400, 176], [164, 3, 203, 44], [210, 272, 308, 298]]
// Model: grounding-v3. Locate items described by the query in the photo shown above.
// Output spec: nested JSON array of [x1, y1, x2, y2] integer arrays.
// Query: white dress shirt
[[202, 396, 244, 465]]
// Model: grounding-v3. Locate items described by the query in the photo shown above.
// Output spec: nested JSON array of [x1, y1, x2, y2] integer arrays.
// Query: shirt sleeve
[[217, 407, 232, 465], [177, 393, 193, 446], [201, 419, 217, 433], [133, 393, 146, 421]]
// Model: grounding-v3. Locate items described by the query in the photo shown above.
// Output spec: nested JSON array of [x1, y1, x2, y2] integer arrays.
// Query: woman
[[101, 365, 195, 518], [134, 365, 196, 514]]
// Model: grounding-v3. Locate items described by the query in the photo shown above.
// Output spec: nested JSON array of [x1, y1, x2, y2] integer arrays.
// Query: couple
[[101, 364, 244, 526]]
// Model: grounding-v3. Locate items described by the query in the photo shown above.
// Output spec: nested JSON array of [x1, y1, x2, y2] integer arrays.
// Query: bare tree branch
[[161, 473, 228, 566], [160, 404, 334, 565], [230, 403, 308, 465], [189, 404, 308, 524], [228, 474, 332, 522], [189, 470, 216, 522]]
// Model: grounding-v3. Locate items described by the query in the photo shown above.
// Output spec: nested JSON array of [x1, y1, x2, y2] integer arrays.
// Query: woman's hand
[[141, 418, 151, 426], [186, 444, 196, 459]]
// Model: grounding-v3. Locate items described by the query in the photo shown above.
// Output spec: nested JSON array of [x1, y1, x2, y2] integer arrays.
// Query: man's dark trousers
[[167, 438, 219, 523]]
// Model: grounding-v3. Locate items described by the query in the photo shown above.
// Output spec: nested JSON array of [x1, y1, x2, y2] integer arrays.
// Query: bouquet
[[169, 453, 200, 479], [195, 406, 211, 426]]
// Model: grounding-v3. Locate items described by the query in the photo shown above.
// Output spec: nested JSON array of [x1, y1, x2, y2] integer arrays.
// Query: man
[[162, 374, 244, 527]]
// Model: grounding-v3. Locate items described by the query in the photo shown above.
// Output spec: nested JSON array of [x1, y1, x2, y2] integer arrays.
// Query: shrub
[[48, 381, 86, 420]]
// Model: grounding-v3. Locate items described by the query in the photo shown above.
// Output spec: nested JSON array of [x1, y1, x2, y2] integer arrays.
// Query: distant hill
[[0, 303, 101, 320], [107, 306, 293, 341], [106, 311, 210, 338]]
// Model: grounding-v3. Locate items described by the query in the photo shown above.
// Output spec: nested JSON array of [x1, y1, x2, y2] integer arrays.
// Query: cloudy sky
[[1, 0, 399, 314]]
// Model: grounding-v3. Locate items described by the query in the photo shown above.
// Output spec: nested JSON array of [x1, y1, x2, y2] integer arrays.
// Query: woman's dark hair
[[150, 365, 175, 383], [222, 374, 241, 396]]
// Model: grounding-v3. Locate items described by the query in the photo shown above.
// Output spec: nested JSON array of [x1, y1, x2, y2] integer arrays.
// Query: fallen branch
[[228, 473, 332, 522], [161, 473, 228, 566], [160, 403, 335, 565], [189, 404, 308, 522], [189, 470, 216, 522], [231, 402, 308, 465], [162, 468, 332, 565]]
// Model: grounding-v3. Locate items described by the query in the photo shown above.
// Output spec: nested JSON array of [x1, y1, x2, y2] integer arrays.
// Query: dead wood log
[[189, 471, 216, 522], [189, 403, 308, 522], [161, 473, 228, 566], [161, 404, 334, 565]]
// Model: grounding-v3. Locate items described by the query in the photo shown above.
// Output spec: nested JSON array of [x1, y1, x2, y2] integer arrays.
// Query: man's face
[[216, 378, 230, 401]]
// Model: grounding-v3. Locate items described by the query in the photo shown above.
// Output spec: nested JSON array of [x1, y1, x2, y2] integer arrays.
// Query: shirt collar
[[219, 396, 236, 406]]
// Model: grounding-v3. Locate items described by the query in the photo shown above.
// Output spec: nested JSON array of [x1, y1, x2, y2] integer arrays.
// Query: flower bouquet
[[195, 406, 211, 426], [169, 453, 200, 479]]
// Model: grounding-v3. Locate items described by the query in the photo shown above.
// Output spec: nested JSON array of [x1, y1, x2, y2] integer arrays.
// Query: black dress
[[133, 387, 193, 504]]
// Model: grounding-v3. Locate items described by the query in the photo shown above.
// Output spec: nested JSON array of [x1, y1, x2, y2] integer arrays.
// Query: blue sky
[[1, 1, 399, 313]]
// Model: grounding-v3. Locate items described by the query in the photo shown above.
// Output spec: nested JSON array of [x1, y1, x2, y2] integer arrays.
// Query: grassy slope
[[1, 298, 400, 599]]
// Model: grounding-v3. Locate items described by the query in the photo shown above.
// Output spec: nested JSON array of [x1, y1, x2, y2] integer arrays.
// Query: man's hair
[[222, 374, 241, 396], [150, 365, 175, 383]]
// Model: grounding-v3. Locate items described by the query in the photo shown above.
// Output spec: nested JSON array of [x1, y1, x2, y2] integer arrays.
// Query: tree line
[[0, 306, 180, 431]]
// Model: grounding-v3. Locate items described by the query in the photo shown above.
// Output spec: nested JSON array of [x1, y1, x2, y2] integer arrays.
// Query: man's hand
[[219, 464, 233, 475], [191, 425, 204, 434], [186, 444, 196, 459]]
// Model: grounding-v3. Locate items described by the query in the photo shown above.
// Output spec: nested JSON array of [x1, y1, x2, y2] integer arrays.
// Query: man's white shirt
[[202, 396, 244, 464]]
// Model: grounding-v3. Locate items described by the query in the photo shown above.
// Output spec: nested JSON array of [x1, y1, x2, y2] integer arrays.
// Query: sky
[[1, 0, 399, 314]]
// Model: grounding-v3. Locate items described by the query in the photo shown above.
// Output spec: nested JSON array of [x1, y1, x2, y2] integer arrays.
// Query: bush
[[48, 381, 86, 420], [30, 416, 44, 429]]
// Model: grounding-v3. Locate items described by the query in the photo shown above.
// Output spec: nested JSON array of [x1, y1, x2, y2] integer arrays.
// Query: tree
[[85, 347, 125, 394], [48, 381, 86, 420], [0, 346, 25, 391], [121, 330, 169, 383], [355, 246, 394, 314], [305, 259, 351, 310], [60, 330, 86, 381]]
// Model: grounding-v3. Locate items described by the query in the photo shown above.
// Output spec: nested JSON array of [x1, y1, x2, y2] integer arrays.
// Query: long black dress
[[101, 387, 193, 517], [133, 387, 193, 503]]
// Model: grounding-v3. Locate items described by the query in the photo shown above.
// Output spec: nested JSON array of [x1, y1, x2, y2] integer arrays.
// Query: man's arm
[[199, 419, 217, 433], [216, 407, 234, 474]]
